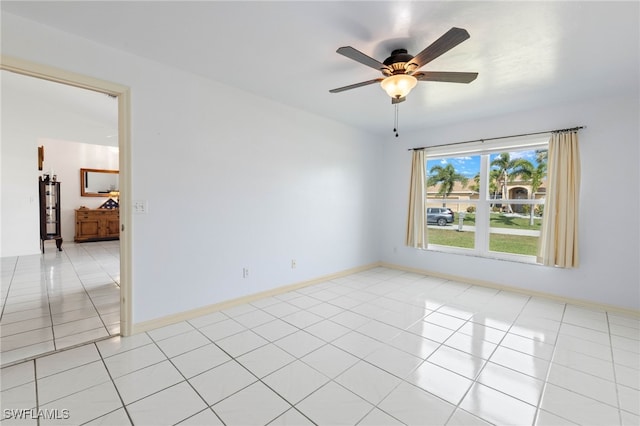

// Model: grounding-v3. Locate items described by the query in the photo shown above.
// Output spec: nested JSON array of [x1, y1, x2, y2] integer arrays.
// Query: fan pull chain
[[393, 103, 399, 137]]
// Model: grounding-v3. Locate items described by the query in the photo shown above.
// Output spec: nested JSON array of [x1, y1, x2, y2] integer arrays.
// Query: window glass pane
[[489, 206, 542, 256], [426, 155, 480, 204], [487, 148, 547, 256], [425, 155, 479, 250], [487, 149, 547, 205], [426, 201, 475, 249]]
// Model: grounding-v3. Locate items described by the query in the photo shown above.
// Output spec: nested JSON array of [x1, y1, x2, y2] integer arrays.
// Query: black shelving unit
[[39, 176, 63, 252]]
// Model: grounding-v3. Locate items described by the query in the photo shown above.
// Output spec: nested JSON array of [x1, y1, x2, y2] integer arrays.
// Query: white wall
[[3, 11, 637, 321], [380, 94, 640, 311], [1, 12, 382, 324], [0, 106, 40, 256]]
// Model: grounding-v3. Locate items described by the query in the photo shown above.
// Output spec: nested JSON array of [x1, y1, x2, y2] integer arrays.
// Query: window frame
[[424, 135, 550, 264]]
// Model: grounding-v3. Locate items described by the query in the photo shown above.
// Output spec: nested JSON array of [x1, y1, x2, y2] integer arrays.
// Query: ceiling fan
[[329, 27, 478, 104]]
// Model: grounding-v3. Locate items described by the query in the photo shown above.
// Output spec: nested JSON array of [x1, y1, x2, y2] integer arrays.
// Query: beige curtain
[[537, 131, 581, 267], [406, 150, 428, 249]]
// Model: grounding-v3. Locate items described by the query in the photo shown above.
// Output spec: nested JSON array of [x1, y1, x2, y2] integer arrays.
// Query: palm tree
[[490, 152, 533, 213], [519, 153, 548, 225], [488, 169, 502, 207], [468, 172, 480, 193], [528, 162, 547, 224], [535, 149, 548, 164], [427, 163, 468, 206], [470, 170, 500, 207]]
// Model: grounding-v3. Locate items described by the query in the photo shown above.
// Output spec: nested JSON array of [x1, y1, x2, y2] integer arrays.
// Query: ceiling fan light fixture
[[380, 74, 417, 99]]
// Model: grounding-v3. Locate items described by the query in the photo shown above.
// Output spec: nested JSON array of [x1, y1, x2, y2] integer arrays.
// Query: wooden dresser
[[75, 208, 120, 242]]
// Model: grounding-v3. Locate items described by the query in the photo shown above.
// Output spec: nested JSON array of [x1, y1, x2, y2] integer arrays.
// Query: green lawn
[[460, 213, 542, 230], [428, 212, 541, 256], [427, 228, 539, 256], [488, 233, 539, 256], [427, 228, 475, 249]]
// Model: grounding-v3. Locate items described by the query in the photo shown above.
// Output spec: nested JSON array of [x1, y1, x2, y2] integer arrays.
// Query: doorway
[[0, 58, 131, 366]]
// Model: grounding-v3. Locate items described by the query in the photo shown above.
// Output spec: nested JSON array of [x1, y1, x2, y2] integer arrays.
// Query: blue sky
[[426, 149, 544, 178]]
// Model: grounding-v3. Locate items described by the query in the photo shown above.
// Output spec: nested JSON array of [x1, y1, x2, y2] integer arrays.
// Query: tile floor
[[1, 241, 120, 366], [1, 266, 639, 425]]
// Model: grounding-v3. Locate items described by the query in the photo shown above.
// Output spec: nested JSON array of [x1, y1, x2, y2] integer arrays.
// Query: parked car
[[427, 207, 454, 226], [445, 208, 455, 221]]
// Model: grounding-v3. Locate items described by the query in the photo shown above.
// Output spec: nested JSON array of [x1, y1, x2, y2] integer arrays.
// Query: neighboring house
[[426, 179, 547, 213]]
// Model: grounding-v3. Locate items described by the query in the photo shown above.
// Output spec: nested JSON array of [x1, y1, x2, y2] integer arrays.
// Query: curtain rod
[[408, 126, 585, 151]]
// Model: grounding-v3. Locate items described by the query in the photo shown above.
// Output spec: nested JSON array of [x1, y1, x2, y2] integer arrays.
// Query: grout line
[[42, 252, 58, 355], [252, 277, 441, 424], [3, 266, 638, 425], [33, 359, 40, 426], [151, 328, 247, 425], [440, 291, 534, 425], [0, 256, 19, 321], [65, 243, 114, 335], [179, 309, 322, 424], [532, 301, 570, 424], [1, 241, 122, 367], [606, 311, 624, 425], [95, 342, 136, 426]]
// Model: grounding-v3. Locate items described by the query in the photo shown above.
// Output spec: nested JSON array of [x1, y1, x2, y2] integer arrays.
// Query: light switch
[[133, 200, 148, 214]]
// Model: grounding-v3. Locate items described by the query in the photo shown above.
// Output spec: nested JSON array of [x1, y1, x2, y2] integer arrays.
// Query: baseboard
[[132, 261, 382, 334], [132, 259, 638, 334], [380, 262, 640, 318]]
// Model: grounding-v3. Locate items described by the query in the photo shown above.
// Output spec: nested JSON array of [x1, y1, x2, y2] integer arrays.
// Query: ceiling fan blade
[[391, 96, 406, 104], [414, 71, 478, 83], [336, 46, 392, 73], [408, 27, 471, 71], [329, 78, 384, 93]]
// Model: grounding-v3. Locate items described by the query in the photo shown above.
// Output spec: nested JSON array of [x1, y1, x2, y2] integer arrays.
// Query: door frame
[[1, 55, 133, 336]]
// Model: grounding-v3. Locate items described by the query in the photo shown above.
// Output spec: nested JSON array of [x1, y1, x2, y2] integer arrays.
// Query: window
[[424, 136, 549, 262]]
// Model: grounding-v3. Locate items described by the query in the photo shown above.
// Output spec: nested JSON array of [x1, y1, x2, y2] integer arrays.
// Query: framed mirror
[[80, 168, 119, 197]]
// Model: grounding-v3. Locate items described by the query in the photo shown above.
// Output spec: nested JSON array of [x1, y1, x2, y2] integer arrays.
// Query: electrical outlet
[[291, 259, 296, 269], [242, 267, 249, 278]]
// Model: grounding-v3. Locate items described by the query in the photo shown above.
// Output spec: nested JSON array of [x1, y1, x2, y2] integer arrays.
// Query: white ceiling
[[2, 69, 119, 146], [2, 1, 638, 136]]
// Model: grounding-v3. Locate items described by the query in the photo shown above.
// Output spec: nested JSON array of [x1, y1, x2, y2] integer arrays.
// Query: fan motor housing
[[383, 49, 417, 75]]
